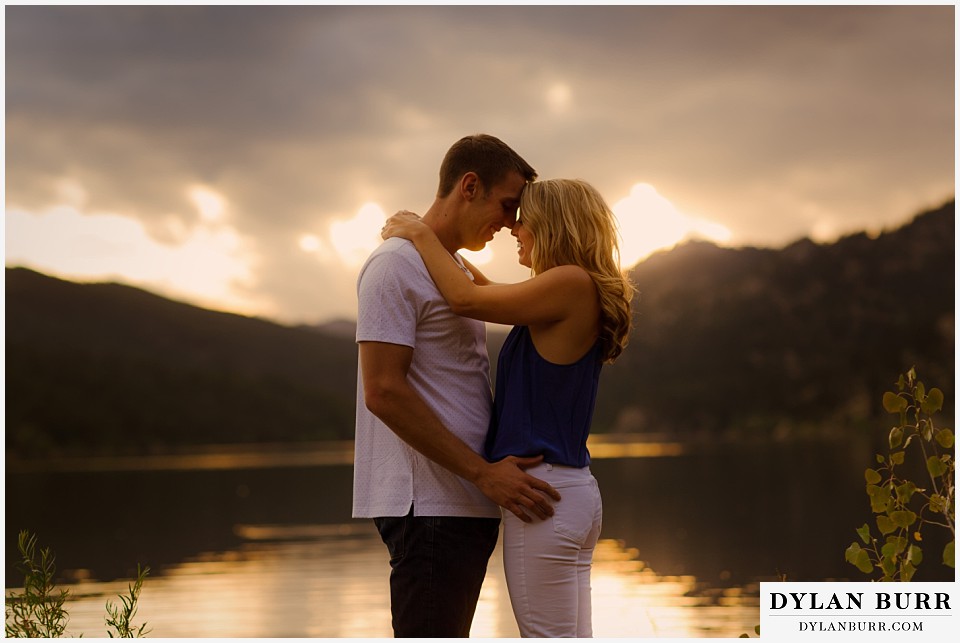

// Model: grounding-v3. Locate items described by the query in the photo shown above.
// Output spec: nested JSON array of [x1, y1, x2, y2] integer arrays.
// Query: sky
[[4, 3, 956, 325]]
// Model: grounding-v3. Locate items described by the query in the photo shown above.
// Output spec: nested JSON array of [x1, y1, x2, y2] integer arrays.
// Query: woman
[[381, 178, 635, 638]]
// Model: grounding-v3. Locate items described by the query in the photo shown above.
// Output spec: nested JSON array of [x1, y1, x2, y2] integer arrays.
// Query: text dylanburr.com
[[761, 582, 956, 640]]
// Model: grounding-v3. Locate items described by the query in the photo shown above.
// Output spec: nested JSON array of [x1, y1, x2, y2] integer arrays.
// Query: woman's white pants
[[502, 463, 603, 638]]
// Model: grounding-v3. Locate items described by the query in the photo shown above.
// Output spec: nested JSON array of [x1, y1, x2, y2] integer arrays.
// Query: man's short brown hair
[[437, 134, 537, 198]]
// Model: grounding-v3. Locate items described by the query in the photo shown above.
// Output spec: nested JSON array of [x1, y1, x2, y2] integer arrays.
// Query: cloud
[[4, 5, 954, 323], [5, 204, 268, 317]]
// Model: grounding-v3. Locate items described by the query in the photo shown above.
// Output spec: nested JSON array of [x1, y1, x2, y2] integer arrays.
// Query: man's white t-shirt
[[352, 238, 500, 519]]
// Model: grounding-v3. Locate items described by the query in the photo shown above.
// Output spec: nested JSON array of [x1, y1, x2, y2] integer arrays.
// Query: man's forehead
[[496, 172, 529, 199]]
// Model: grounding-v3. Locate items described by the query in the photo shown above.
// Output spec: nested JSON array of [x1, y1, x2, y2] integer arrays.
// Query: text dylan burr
[[770, 592, 951, 611]]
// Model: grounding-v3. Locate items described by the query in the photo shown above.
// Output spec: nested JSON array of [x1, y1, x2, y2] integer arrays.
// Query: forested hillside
[[6, 270, 358, 457], [5, 200, 954, 457], [595, 200, 954, 438]]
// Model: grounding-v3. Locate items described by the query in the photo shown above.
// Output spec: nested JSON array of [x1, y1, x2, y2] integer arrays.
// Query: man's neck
[[421, 201, 461, 255]]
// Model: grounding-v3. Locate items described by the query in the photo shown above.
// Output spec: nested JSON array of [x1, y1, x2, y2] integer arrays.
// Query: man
[[353, 134, 561, 637]]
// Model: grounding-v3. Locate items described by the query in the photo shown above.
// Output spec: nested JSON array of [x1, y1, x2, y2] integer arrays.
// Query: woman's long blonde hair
[[520, 179, 636, 363]]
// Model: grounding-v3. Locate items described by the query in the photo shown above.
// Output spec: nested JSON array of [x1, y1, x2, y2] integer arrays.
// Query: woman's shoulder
[[538, 264, 596, 289]]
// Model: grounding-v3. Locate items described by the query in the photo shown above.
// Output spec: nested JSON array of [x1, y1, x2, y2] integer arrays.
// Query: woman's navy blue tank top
[[485, 325, 603, 467]]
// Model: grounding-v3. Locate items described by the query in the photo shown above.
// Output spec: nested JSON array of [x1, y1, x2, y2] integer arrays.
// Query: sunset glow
[[298, 234, 322, 253], [188, 185, 227, 223], [546, 82, 572, 113], [460, 246, 494, 266], [328, 203, 387, 267], [613, 183, 732, 268], [5, 205, 266, 317]]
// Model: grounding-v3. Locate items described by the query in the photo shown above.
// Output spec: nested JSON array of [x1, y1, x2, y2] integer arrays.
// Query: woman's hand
[[381, 210, 428, 241]]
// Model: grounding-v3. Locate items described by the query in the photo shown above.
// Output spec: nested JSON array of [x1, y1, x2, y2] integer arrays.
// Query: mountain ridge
[[5, 199, 954, 457]]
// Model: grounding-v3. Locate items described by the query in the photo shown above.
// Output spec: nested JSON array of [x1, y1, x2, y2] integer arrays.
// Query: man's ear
[[459, 172, 481, 201]]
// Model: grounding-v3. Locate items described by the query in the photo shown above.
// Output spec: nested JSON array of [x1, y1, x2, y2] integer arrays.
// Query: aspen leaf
[[883, 392, 907, 413], [908, 545, 923, 566], [935, 428, 954, 449], [901, 560, 917, 582], [926, 455, 946, 478], [881, 555, 896, 576], [845, 543, 873, 573], [867, 484, 892, 513], [895, 481, 916, 503], [921, 387, 944, 414], [891, 510, 917, 528], [884, 535, 907, 556], [845, 541, 862, 563], [876, 515, 896, 535], [888, 427, 904, 449]]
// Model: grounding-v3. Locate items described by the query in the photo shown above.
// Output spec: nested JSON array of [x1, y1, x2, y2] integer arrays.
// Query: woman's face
[[511, 218, 534, 268]]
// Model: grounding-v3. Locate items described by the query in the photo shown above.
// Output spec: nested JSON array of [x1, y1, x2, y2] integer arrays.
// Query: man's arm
[[359, 340, 560, 522]]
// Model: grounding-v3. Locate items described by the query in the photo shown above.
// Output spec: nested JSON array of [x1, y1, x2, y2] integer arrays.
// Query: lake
[[6, 435, 948, 637]]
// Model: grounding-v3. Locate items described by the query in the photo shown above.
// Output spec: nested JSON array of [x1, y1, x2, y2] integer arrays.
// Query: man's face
[[460, 171, 527, 252]]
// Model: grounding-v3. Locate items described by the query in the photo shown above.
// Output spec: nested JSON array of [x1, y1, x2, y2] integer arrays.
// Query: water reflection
[[12, 437, 940, 638], [54, 525, 758, 638], [8, 435, 680, 474]]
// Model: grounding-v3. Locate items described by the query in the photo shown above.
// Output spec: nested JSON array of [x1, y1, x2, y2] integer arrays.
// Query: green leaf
[[888, 427, 904, 449], [929, 494, 947, 514], [880, 555, 897, 576], [885, 535, 908, 555], [883, 392, 908, 414], [843, 541, 864, 565], [877, 515, 896, 535], [922, 387, 943, 414], [867, 484, 892, 513], [891, 510, 917, 528], [856, 523, 872, 544], [901, 560, 917, 582], [845, 542, 875, 574], [907, 545, 923, 566], [935, 428, 954, 449], [882, 537, 906, 560], [926, 455, 947, 478], [890, 451, 905, 466], [916, 381, 926, 403], [921, 420, 934, 441], [845, 542, 862, 563], [943, 541, 955, 569], [895, 481, 916, 503], [864, 468, 882, 485], [855, 549, 873, 574]]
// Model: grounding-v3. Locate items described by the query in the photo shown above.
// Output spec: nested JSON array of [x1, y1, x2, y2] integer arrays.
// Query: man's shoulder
[[357, 239, 430, 295], [361, 238, 422, 272]]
